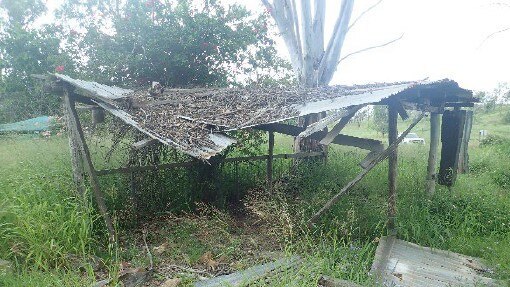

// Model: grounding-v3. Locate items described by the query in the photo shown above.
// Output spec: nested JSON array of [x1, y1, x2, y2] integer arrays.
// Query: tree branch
[[479, 27, 510, 48], [300, 0, 314, 85], [338, 33, 404, 64], [260, 0, 303, 76], [318, 0, 354, 85], [347, 0, 383, 32]]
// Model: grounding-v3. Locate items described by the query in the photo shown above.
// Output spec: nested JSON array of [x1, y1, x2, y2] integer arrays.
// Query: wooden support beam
[[329, 134, 383, 151], [132, 138, 159, 150], [387, 105, 398, 234], [307, 114, 424, 226], [458, 110, 473, 174], [267, 131, 275, 192], [64, 100, 85, 197], [256, 123, 306, 137], [255, 123, 382, 152], [320, 107, 360, 145], [64, 88, 116, 241], [394, 101, 409, 120], [96, 152, 324, 176], [426, 113, 441, 195]]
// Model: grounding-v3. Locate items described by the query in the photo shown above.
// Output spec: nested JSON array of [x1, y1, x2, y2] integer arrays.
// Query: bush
[[480, 135, 507, 147]]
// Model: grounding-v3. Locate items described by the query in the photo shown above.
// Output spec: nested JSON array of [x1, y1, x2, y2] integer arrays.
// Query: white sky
[[237, 0, 510, 92], [42, 0, 510, 92]]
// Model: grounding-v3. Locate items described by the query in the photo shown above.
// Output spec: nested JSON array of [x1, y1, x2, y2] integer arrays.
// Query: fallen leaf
[[199, 251, 219, 271], [160, 278, 181, 287]]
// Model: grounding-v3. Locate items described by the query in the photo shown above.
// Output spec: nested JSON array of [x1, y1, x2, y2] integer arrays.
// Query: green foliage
[[0, 0, 292, 123], [0, 136, 98, 272], [371, 105, 388, 136]]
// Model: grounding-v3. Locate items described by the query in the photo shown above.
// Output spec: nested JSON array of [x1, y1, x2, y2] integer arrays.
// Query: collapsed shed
[[50, 74, 476, 240]]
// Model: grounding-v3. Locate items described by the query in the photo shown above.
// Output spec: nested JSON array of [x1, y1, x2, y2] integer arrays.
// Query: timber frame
[[51, 75, 476, 241]]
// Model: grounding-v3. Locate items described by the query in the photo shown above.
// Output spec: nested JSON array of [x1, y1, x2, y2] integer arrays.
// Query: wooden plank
[[320, 106, 362, 145], [194, 256, 301, 287], [426, 113, 441, 195], [64, 88, 116, 241], [96, 152, 324, 176], [387, 105, 398, 234], [307, 114, 424, 226], [255, 123, 305, 137], [255, 123, 382, 151], [267, 131, 275, 192], [63, 98, 85, 197], [458, 110, 473, 174], [330, 134, 383, 151], [438, 110, 466, 186], [132, 138, 159, 150]]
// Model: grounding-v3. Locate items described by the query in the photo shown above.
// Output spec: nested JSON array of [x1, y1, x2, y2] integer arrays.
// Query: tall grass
[[1, 106, 509, 285], [0, 135, 98, 285]]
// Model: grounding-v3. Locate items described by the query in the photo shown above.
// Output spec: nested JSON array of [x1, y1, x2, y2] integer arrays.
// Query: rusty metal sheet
[[95, 100, 235, 160], [55, 73, 132, 100], [293, 83, 414, 116], [370, 236, 501, 287]]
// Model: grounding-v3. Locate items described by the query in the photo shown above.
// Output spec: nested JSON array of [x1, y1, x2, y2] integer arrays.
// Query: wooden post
[[64, 104, 85, 197], [426, 113, 440, 195], [307, 114, 424, 226], [458, 110, 473, 174], [267, 131, 275, 192], [63, 88, 116, 241], [387, 105, 398, 234]]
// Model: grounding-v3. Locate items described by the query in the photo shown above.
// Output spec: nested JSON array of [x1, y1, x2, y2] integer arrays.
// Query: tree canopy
[[0, 0, 292, 122]]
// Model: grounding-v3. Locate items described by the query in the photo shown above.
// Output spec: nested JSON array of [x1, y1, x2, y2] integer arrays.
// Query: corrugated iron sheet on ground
[[370, 236, 502, 287]]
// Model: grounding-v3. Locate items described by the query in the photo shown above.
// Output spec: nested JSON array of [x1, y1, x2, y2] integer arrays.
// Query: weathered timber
[[394, 100, 409, 120], [63, 97, 85, 197], [307, 113, 424, 226], [256, 123, 382, 151], [387, 105, 398, 234], [438, 110, 466, 186], [132, 138, 159, 150], [96, 152, 324, 176], [320, 106, 362, 145], [194, 256, 301, 287], [267, 131, 275, 192], [64, 88, 116, 241], [458, 110, 473, 174], [426, 113, 441, 195], [330, 134, 383, 151]]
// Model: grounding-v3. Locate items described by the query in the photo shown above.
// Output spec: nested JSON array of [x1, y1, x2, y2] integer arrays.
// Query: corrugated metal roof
[[370, 236, 501, 287], [55, 75, 474, 159]]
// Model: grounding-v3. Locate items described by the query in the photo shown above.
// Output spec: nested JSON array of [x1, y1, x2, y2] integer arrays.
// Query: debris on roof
[[54, 74, 475, 159]]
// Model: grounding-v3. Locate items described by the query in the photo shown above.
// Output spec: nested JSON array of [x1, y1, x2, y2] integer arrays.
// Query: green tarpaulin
[[0, 116, 55, 133]]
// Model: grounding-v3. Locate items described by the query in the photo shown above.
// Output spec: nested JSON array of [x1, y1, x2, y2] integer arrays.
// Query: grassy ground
[[1, 106, 509, 286]]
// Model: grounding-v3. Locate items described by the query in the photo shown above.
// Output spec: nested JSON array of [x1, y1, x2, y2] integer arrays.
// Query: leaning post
[[267, 131, 275, 192], [63, 87, 116, 242], [387, 104, 398, 235], [426, 113, 441, 195]]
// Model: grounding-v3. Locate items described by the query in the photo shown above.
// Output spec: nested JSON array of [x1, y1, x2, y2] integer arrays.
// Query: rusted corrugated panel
[[55, 74, 132, 101], [370, 237, 500, 287], [95, 101, 236, 160], [293, 83, 415, 116]]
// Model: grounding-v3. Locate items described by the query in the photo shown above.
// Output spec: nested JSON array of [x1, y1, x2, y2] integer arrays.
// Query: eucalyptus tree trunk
[[261, 0, 354, 152]]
